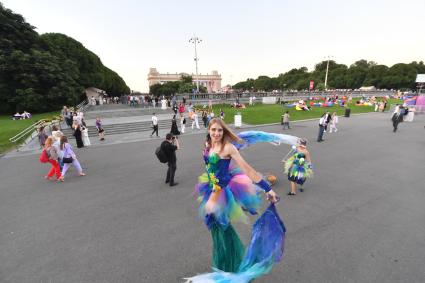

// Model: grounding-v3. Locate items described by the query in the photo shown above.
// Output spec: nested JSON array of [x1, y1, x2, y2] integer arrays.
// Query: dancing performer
[[60, 136, 86, 180], [187, 118, 297, 282], [284, 138, 313, 195]]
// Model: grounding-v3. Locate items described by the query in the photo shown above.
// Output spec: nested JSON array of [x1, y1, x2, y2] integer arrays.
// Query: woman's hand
[[266, 189, 279, 203]]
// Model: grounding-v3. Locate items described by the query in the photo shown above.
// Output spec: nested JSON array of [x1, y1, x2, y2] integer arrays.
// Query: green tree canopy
[[149, 75, 207, 97], [233, 59, 422, 92], [0, 3, 130, 114]]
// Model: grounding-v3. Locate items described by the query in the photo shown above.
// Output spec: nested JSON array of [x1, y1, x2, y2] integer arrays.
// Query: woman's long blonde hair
[[44, 137, 54, 149], [206, 118, 243, 151]]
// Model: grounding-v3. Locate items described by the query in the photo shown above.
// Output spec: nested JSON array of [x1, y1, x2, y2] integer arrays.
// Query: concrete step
[[62, 120, 173, 138], [84, 107, 174, 119]]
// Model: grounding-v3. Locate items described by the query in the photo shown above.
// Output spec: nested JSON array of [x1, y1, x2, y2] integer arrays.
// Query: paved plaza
[[0, 113, 424, 283]]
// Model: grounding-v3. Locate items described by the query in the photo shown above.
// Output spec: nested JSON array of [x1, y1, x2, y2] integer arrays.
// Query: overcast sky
[[3, 0, 425, 92]]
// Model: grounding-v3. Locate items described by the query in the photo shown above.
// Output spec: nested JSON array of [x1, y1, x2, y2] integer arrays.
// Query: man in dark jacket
[[392, 106, 404, 132], [161, 133, 180, 187]]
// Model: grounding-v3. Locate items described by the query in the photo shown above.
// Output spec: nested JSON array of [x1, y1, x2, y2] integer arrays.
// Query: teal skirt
[[211, 223, 245, 272]]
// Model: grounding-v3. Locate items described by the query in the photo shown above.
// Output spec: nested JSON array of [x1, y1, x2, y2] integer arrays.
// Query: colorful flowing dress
[[284, 151, 313, 185], [196, 149, 262, 272], [188, 149, 285, 282], [186, 131, 297, 282]]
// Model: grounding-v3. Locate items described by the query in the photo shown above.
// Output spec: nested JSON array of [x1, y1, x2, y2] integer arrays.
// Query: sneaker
[[170, 182, 179, 187]]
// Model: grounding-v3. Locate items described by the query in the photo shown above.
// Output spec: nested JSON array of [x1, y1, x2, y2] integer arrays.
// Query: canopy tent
[[416, 74, 425, 94]]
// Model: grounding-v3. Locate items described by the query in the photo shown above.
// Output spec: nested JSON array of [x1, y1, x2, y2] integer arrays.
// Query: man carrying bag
[[160, 133, 180, 187]]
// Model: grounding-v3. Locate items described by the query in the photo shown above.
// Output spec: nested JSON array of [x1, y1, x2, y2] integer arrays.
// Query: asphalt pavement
[[0, 112, 424, 283]]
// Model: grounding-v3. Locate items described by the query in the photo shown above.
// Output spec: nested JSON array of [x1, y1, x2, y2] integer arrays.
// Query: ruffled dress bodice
[[284, 151, 313, 185], [196, 150, 262, 229]]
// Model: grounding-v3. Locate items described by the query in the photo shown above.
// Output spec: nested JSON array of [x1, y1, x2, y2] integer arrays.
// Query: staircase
[[83, 105, 173, 119], [62, 120, 173, 138]]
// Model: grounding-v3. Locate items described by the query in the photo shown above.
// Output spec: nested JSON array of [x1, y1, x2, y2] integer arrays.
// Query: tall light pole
[[189, 35, 202, 93], [324, 55, 333, 90]]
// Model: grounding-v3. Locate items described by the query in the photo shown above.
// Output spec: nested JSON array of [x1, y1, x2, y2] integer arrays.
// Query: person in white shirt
[[329, 112, 339, 133], [150, 113, 159, 137], [317, 113, 326, 142], [180, 115, 186, 133], [191, 111, 200, 130]]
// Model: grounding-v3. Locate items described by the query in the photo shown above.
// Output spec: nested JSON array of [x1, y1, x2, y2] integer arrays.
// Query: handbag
[[63, 157, 73, 163]]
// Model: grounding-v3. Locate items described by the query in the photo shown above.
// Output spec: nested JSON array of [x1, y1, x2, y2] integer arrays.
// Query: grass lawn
[[0, 111, 60, 154], [197, 98, 401, 125]]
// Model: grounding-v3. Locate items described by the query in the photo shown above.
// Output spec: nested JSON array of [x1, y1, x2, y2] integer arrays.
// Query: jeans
[[317, 125, 325, 141], [166, 162, 177, 185]]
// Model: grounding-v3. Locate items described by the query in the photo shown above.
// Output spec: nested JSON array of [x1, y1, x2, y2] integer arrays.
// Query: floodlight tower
[[324, 55, 333, 90], [189, 35, 202, 92]]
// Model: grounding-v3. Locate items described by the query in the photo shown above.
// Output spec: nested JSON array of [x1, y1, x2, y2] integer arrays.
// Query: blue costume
[[186, 131, 295, 282]]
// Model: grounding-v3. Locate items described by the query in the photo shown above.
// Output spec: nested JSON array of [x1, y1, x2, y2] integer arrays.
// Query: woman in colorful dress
[[191, 118, 280, 281], [284, 138, 313, 195]]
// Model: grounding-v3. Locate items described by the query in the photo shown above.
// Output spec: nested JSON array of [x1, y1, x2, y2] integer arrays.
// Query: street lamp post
[[324, 55, 333, 90], [189, 36, 202, 93]]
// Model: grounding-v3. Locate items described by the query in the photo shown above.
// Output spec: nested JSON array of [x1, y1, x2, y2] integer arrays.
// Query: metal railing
[[7, 100, 88, 151], [8, 119, 61, 151], [76, 99, 89, 112]]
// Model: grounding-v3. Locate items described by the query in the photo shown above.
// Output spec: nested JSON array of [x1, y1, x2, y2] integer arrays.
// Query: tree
[[0, 3, 130, 113]]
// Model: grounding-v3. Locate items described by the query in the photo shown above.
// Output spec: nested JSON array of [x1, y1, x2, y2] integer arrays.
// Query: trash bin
[[344, 108, 351, 117], [234, 113, 242, 128]]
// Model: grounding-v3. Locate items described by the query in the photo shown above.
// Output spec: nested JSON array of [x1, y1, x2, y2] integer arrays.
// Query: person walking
[[391, 105, 404, 132], [43, 137, 64, 182], [178, 102, 185, 118], [150, 113, 159, 137], [324, 111, 331, 132], [170, 115, 180, 136], [220, 109, 225, 120], [284, 138, 313, 195], [180, 115, 186, 134], [202, 111, 208, 128], [60, 136, 86, 180], [329, 112, 339, 133], [161, 133, 180, 187], [95, 117, 105, 141], [317, 113, 326, 142], [37, 126, 48, 149], [191, 110, 200, 130], [282, 111, 291, 130], [81, 124, 91, 146], [51, 125, 63, 143], [73, 122, 84, 148]]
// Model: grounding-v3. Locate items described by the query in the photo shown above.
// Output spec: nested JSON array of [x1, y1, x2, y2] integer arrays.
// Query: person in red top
[[178, 102, 185, 118], [43, 137, 64, 182]]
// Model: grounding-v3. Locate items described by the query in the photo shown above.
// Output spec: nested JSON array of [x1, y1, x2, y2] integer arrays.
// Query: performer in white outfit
[[81, 125, 91, 146], [191, 111, 200, 130], [180, 115, 186, 133]]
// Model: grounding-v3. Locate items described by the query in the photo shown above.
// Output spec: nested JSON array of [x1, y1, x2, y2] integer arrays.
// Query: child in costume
[[284, 138, 313, 195]]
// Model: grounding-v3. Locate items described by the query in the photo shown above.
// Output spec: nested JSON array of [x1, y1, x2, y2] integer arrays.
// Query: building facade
[[147, 68, 222, 93]]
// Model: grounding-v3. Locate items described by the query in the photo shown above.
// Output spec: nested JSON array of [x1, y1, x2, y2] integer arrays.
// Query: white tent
[[415, 74, 425, 83]]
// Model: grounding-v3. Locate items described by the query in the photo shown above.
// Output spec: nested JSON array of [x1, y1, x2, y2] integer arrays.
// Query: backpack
[[39, 149, 49, 163], [155, 144, 168, 163]]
